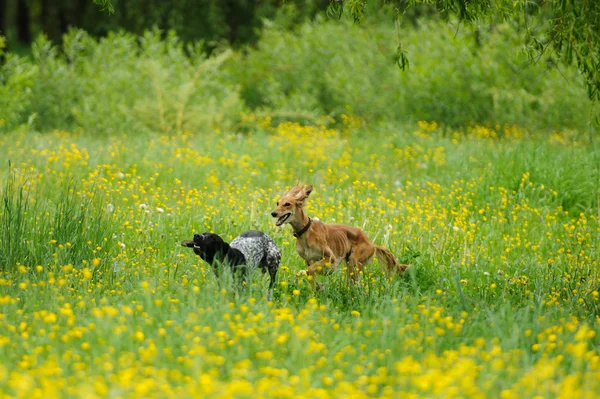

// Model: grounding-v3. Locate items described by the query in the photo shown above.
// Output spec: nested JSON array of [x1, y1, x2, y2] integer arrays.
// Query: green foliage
[[93, 0, 114, 13], [330, 0, 600, 122], [0, 18, 597, 133], [235, 17, 596, 131], [0, 51, 37, 131], [0, 164, 114, 273], [1, 29, 243, 135]]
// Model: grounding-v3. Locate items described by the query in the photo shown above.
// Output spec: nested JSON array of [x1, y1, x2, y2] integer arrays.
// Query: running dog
[[271, 185, 409, 282], [182, 230, 281, 299]]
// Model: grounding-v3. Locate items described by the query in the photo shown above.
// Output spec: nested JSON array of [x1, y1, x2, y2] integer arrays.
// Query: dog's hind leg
[[347, 244, 375, 283], [267, 268, 277, 301], [265, 250, 280, 301], [230, 266, 248, 295]]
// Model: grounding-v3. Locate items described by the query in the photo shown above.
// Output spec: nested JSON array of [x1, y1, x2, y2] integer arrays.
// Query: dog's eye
[[284, 202, 291, 206]]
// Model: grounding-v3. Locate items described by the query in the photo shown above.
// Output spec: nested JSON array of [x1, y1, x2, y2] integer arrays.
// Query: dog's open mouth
[[276, 213, 291, 226]]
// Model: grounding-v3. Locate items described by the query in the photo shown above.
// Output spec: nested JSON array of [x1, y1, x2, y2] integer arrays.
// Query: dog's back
[[230, 230, 281, 272], [229, 230, 281, 299]]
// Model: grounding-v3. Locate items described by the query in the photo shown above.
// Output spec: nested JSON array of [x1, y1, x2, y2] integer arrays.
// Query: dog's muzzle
[[274, 213, 291, 226]]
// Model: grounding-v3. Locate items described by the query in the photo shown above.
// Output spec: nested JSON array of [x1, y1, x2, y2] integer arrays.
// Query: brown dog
[[271, 185, 410, 282]]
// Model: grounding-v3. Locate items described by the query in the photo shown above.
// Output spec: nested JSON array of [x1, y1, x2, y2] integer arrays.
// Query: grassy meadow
[[0, 119, 599, 398]]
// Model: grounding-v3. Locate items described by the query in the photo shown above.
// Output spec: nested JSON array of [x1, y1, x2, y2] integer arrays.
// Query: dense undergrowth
[[1, 17, 598, 135]]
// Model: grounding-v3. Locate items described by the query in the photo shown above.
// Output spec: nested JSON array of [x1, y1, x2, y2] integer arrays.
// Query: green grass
[[0, 122, 599, 398]]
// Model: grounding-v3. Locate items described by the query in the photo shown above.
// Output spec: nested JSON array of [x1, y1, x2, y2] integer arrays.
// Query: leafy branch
[[93, 0, 114, 14]]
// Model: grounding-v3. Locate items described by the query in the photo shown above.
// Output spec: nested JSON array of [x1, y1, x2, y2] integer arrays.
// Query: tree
[[0, 0, 6, 38]]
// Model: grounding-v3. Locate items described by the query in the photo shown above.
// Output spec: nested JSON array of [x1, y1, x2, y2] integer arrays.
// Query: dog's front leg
[[237, 266, 248, 294], [306, 257, 331, 276], [305, 252, 340, 289]]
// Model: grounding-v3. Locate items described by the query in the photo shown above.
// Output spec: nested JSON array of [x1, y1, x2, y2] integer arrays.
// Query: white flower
[[119, 242, 126, 249], [483, 271, 490, 276], [453, 226, 460, 232], [156, 207, 164, 213], [106, 203, 114, 213], [138, 204, 148, 210], [112, 262, 122, 273], [116, 172, 125, 179]]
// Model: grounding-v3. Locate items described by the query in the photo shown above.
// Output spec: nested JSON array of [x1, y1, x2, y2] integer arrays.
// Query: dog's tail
[[374, 246, 411, 275]]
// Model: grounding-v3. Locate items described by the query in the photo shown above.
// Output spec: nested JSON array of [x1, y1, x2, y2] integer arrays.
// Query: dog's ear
[[303, 185, 313, 197], [294, 185, 313, 207]]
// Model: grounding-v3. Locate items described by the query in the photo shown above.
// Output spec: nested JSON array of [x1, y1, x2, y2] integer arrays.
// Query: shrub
[[1, 18, 597, 134], [1, 29, 243, 135], [234, 17, 597, 132]]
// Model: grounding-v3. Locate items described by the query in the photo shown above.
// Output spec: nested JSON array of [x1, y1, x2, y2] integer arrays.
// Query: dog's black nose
[[271, 211, 278, 217]]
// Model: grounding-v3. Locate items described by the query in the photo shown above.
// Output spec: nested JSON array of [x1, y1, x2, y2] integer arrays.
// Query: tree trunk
[[0, 0, 6, 38], [41, 0, 61, 42], [16, 0, 31, 43]]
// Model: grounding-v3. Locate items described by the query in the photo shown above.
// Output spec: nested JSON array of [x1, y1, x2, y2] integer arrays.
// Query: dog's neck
[[290, 207, 311, 236], [225, 247, 245, 267], [203, 242, 231, 266]]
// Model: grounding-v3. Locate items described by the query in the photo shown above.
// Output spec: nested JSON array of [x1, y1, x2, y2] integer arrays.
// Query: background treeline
[[0, 0, 328, 49], [0, 2, 598, 135]]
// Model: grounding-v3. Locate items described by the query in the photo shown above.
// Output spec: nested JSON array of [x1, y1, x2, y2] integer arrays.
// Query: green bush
[[1, 29, 243, 135], [235, 17, 597, 132], [0, 17, 598, 134], [0, 49, 37, 131]]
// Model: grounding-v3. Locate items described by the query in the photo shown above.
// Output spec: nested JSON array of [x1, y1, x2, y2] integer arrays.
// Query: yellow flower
[[276, 334, 288, 344], [82, 268, 92, 280]]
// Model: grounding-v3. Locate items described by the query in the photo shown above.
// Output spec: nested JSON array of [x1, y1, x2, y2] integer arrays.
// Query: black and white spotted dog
[[182, 230, 281, 299]]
